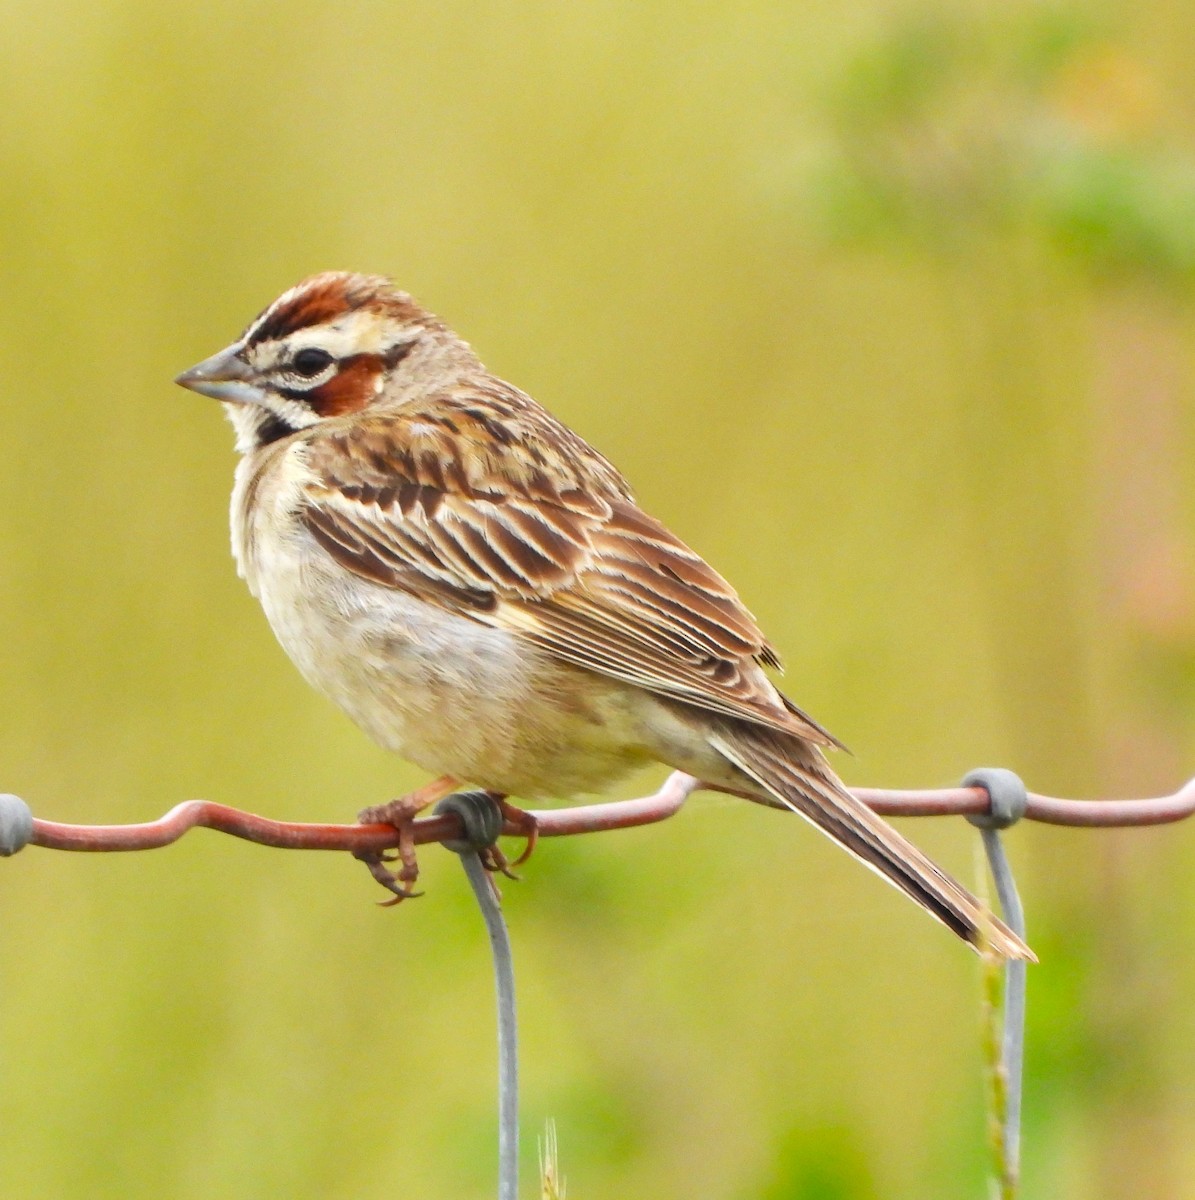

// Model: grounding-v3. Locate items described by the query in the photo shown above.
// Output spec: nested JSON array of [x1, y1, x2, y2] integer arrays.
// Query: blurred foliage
[[1, 1, 1195, 1198], [811, 4, 1195, 285], [753, 1123, 878, 1199]]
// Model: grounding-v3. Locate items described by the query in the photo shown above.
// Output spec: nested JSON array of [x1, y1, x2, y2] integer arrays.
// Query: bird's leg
[[355, 775, 462, 904]]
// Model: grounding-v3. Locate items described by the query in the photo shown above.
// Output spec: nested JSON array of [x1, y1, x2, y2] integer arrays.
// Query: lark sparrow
[[176, 272, 1030, 958]]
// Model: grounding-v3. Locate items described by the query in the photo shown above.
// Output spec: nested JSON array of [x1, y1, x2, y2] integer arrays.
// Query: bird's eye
[[292, 347, 334, 378]]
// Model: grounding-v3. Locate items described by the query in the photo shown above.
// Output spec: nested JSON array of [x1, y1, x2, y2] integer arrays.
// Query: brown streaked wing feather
[[298, 396, 841, 745], [541, 500, 842, 746], [509, 600, 840, 741], [303, 502, 496, 611], [303, 400, 605, 597]]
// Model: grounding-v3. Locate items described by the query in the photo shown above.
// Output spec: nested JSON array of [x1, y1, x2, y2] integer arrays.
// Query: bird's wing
[[299, 402, 841, 746]]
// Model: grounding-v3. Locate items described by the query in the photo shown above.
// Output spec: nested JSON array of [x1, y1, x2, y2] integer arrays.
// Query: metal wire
[[961, 769, 1028, 1195], [19, 770, 1195, 857], [14, 765, 1193, 1199], [458, 850, 519, 1200], [980, 827, 1027, 1190], [458, 852, 519, 1200]]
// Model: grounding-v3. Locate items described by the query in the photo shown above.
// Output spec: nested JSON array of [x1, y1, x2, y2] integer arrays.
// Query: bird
[[175, 270, 1031, 959]]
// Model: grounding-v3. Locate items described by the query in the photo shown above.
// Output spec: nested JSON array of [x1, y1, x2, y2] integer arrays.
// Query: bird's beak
[[174, 342, 267, 406]]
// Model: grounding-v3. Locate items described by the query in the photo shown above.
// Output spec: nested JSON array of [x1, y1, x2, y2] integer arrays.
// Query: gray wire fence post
[[964, 768, 1029, 1196], [436, 792, 520, 1200]]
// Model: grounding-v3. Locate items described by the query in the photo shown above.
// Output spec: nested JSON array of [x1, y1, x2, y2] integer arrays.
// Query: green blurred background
[[2, 2, 1195, 1197]]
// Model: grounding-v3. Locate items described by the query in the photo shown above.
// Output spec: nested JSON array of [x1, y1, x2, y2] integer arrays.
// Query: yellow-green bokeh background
[[3, 2, 1195, 1197]]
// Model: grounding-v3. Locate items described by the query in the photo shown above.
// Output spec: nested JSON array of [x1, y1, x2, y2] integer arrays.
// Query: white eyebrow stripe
[[250, 310, 400, 368]]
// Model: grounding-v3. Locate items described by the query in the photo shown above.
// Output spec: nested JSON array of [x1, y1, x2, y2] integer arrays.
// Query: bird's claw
[[355, 780, 461, 904], [359, 852, 424, 905], [498, 799, 539, 869], [479, 842, 521, 881]]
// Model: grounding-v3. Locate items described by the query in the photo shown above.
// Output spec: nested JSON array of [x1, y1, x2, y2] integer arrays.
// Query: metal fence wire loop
[[963, 768, 1029, 830], [0, 794, 33, 857], [435, 790, 507, 854]]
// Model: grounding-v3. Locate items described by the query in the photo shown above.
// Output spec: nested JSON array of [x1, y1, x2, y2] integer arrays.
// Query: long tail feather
[[710, 728, 1034, 961]]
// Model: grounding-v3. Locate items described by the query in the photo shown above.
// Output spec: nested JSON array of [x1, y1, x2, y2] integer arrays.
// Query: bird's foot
[[355, 775, 461, 905], [494, 798, 539, 876]]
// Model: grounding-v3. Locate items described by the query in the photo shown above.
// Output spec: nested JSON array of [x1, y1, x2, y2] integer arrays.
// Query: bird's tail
[[710, 727, 1034, 962]]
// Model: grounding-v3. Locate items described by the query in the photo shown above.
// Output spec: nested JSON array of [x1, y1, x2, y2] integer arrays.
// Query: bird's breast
[[229, 453, 656, 797]]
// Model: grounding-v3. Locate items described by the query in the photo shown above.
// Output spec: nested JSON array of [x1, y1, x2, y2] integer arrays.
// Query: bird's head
[[175, 271, 466, 451]]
